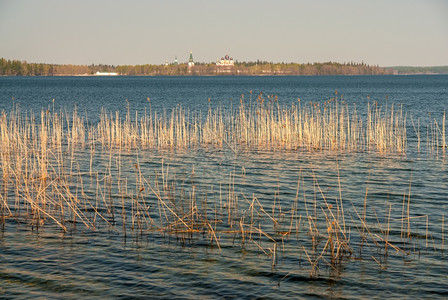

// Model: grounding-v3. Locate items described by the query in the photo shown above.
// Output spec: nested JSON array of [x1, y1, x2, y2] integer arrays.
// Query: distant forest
[[0, 57, 394, 76], [385, 66, 448, 74]]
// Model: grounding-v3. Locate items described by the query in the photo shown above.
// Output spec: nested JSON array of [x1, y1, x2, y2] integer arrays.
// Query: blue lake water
[[0, 75, 448, 298]]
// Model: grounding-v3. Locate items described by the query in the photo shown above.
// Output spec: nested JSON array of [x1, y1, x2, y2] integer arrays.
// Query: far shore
[[1, 58, 447, 76], [1, 73, 448, 77]]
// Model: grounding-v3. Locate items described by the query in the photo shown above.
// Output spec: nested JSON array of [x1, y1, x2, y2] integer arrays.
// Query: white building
[[216, 54, 234, 66]]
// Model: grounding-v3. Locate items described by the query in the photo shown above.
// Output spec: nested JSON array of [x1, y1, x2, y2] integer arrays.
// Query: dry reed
[[0, 97, 445, 278]]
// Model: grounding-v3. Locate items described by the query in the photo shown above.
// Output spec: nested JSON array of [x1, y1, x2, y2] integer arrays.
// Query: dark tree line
[[0, 58, 116, 76]]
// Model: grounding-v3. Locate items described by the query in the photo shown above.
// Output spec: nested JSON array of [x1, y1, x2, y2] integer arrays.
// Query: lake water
[[0, 75, 447, 299]]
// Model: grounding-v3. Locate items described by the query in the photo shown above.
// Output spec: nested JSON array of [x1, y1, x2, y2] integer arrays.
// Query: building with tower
[[188, 51, 194, 67], [216, 54, 234, 66]]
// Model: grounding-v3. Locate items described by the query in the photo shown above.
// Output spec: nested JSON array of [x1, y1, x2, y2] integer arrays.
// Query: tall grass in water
[[93, 94, 408, 154], [0, 97, 445, 277]]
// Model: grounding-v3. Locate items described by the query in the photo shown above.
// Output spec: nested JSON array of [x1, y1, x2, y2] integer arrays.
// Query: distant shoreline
[[0, 58, 391, 76], [1, 73, 448, 77], [2, 58, 447, 76], [385, 66, 448, 75]]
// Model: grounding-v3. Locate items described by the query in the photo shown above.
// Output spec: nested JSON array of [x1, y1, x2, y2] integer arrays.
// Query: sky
[[0, 0, 447, 67]]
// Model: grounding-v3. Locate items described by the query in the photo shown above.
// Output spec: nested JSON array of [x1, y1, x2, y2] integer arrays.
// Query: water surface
[[0, 75, 447, 299]]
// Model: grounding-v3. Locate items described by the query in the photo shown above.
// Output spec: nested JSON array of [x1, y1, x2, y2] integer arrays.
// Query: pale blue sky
[[0, 0, 447, 66]]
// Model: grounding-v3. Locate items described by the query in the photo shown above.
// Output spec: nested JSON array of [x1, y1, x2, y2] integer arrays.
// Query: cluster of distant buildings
[[164, 51, 235, 67], [94, 51, 235, 76]]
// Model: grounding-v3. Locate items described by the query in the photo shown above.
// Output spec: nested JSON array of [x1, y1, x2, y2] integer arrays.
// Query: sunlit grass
[[0, 94, 446, 277]]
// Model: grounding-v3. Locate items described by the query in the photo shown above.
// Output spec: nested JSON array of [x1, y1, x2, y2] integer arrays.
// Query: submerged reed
[[92, 95, 409, 154], [0, 95, 446, 278]]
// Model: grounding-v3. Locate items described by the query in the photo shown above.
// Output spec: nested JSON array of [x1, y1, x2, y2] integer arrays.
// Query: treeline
[[117, 61, 392, 76], [386, 66, 448, 74], [234, 61, 390, 75], [0, 58, 115, 76], [1, 57, 393, 76]]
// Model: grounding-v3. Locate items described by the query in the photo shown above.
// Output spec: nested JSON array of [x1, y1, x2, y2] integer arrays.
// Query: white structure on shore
[[216, 54, 234, 66], [95, 71, 118, 76]]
